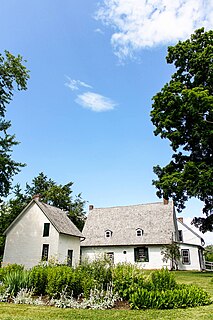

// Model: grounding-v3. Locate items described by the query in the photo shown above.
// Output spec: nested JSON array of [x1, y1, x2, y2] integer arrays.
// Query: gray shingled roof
[[4, 199, 83, 238], [81, 202, 176, 246], [36, 201, 83, 238]]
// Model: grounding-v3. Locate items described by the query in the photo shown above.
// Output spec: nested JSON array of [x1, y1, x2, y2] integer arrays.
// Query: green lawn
[[0, 271, 212, 320]]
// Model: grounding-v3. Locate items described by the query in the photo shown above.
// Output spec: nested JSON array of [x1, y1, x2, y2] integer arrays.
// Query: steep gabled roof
[[4, 199, 83, 238], [81, 201, 176, 246]]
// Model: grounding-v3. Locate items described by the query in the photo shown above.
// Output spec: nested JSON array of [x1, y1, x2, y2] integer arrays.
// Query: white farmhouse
[[3, 196, 83, 268], [81, 201, 205, 271]]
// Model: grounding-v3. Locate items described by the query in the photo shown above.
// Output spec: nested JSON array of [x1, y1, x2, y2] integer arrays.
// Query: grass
[[0, 271, 212, 320]]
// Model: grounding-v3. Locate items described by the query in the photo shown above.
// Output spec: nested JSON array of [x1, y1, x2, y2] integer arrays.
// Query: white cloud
[[75, 92, 117, 112], [94, 28, 104, 35], [65, 76, 92, 91], [95, 0, 213, 61]]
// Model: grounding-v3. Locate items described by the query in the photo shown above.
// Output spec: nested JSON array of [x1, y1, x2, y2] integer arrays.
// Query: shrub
[[45, 265, 77, 297], [149, 268, 177, 291], [0, 264, 24, 282], [2, 269, 31, 296], [29, 265, 49, 295], [129, 285, 211, 309], [112, 263, 146, 299]]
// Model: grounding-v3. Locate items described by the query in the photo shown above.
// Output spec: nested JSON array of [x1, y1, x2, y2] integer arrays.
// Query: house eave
[[81, 242, 173, 248]]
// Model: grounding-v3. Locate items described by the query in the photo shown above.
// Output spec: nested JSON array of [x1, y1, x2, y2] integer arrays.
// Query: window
[[106, 252, 114, 263], [178, 230, 183, 242], [67, 250, 73, 267], [43, 223, 50, 237], [41, 244, 49, 261], [181, 249, 190, 264], [105, 230, 112, 238], [134, 247, 149, 262], [136, 228, 143, 236]]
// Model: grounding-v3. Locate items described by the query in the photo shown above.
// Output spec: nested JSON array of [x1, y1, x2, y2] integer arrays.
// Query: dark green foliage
[[0, 266, 31, 296], [45, 266, 76, 297], [29, 259, 112, 298], [129, 285, 211, 310], [0, 262, 211, 310], [112, 263, 145, 299], [150, 28, 213, 232], [0, 263, 24, 282], [29, 265, 49, 295], [204, 245, 213, 262], [149, 268, 177, 291], [0, 51, 29, 199], [0, 51, 29, 260]]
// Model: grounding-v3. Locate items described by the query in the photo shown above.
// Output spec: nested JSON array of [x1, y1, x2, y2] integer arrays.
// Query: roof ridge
[[91, 201, 172, 210]]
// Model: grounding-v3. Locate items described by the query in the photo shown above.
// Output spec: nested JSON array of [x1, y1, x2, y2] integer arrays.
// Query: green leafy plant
[[112, 263, 146, 299], [29, 265, 49, 295], [130, 285, 211, 309], [149, 268, 177, 291], [2, 269, 31, 296]]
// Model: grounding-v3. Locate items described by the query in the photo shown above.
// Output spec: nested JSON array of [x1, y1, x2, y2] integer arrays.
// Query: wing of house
[[81, 201, 205, 270], [3, 197, 83, 268], [177, 218, 205, 270]]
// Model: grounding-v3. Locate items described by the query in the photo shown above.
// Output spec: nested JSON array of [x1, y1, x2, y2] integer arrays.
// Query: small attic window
[[136, 228, 143, 237], [105, 230, 112, 238]]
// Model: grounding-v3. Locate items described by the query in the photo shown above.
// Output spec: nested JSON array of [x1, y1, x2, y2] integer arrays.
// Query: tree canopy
[[0, 173, 87, 261], [0, 51, 29, 199], [150, 28, 213, 233]]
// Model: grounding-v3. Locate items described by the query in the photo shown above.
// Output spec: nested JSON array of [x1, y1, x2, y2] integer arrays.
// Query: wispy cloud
[[95, 0, 213, 61], [94, 28, 104, 35], [75, 92, 117, 112], [65, 76, 92, 91]]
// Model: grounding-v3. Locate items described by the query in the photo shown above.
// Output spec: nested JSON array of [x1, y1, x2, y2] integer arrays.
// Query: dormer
[[136, 228, 143, 237], [105, 229, 112, 238]]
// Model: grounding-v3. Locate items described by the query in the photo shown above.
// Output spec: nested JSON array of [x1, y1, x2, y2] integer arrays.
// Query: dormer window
[[136, 228, 143, 237], [105, 230, 112, 238]]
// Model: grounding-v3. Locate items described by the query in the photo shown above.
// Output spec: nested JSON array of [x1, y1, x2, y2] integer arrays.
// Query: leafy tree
[[150, 28, 213, 233], [0, 173, 87, 261], [161, 243, 180, 270], [204, 245, 213, 262], [0, 51, 29, 199]]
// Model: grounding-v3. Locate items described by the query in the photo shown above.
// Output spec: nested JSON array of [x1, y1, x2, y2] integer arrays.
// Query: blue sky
[[0, 0, 212, 243]]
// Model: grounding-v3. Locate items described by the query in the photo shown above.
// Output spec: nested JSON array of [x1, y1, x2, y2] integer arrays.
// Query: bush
[[112, 263, 146, 299], [130, 285, 211, 310], [149, 268, 177, 291], [0, 264, 24, 282], [29, 265, 49, 295], [45, 266, 75, 297], [2, 269, 31, 296]]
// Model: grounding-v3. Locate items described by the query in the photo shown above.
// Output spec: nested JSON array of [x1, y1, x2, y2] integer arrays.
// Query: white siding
[[3, 202, 59, 269], [177, 220, 202, 246], [81, 246, 171, 269], [58, 234, 81, 267], [178, 243, 202, 271]]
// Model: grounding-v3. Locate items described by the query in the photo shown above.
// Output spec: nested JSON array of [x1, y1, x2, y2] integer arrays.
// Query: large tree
[[0, 51, 29, 199], [150, 28, 213, 233], [0, 172, 87, 261]]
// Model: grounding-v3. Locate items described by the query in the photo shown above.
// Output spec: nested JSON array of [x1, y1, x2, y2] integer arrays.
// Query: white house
[[81, 201, 205, 271], [3, 198, 205, 271], [2, 197, 84, 269]]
